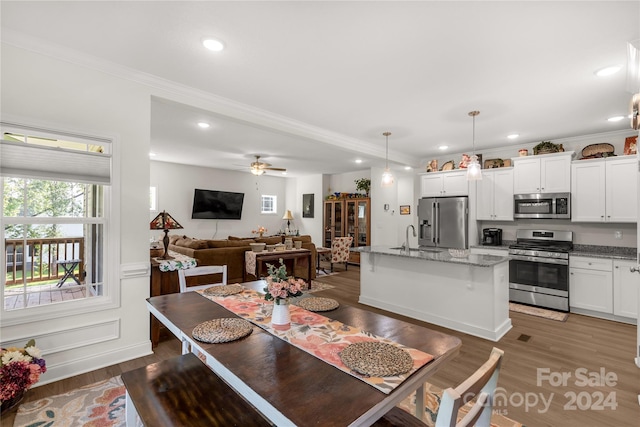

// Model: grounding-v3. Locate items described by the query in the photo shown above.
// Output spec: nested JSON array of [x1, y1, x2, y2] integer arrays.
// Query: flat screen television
[[191, 189, 244, 220]]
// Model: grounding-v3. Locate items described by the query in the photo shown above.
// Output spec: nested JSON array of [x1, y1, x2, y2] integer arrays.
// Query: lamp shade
[[150, 210, 183, 230], [282, 210, 294, 220], [150, 211, 183, 260]]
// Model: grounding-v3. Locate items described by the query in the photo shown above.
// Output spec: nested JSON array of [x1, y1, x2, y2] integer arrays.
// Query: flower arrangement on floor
[[1, 339, 47, 408], [252, 226, 267, 237], [263, 260, 305, 305]]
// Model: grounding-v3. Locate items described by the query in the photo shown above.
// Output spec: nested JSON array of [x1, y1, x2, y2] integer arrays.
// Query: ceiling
[[2, 1, 639, 177]]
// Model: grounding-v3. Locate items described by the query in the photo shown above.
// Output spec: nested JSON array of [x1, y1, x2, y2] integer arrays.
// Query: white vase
[[271, 301, 291, 328]]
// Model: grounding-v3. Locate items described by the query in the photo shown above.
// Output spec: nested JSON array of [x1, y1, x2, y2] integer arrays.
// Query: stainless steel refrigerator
[[417, 196, 469, 249]]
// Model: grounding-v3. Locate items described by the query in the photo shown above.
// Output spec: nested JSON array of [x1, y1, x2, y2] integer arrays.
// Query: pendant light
[[381, 131, 395, 187], [466, 111, 482, 181]]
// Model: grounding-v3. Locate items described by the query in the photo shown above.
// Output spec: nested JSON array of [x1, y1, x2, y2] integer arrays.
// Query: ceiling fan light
[[251, 168, 264, 176]]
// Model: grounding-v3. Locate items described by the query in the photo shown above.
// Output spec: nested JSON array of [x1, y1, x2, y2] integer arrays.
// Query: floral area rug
[[509, 302, 569, 322], [397, 382, 525, 427], [13, 376, 126, 427], [308, 280, 335, 292]]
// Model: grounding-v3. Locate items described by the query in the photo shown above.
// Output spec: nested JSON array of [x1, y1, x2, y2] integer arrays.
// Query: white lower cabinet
[[613, 259, 639, 319], [569, 257, 613, 314], [569, 256, 637, 323]]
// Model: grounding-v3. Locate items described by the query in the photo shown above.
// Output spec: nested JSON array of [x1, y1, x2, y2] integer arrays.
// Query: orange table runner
[[197, 288, 434, 394]]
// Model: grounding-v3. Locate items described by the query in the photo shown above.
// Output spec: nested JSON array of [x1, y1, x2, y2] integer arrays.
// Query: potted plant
[[354, 178, 371, 196]]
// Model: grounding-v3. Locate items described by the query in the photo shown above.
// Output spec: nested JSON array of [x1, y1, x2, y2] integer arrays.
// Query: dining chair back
[[178, 265, 228, 293], [330, 236, 353, 272], [435, 347, 504, 427]]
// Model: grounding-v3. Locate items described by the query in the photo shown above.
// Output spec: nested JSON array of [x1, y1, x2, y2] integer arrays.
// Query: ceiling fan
[[250, 155, 286, 175]]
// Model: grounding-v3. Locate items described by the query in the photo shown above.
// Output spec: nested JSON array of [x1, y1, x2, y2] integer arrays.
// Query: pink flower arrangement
[[263, 260, 305, 305], [252, 226, 267, 235], [1, 339, 46, 403]]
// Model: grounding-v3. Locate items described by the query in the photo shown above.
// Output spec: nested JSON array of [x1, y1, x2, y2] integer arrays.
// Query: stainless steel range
[[508, 229, 573, 312]]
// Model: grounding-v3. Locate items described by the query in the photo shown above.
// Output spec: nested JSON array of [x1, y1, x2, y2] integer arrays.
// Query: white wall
[[289, 175, 325, 245], [1, 44, 151, 384], [328, 169, 370, 196], [150, 161, 290, 239]]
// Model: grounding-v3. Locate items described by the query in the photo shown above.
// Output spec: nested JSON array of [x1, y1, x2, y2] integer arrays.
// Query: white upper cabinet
[[512, 152, 573, 194], [420, 171, 468, 197], [571, 156, 637, 223], [476, 168, 514, 221]]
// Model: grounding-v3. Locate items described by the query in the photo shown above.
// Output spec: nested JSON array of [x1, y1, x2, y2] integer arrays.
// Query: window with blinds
[[1, 124, 112, 312]]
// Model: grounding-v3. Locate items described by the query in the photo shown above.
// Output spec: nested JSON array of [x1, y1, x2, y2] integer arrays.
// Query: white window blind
[[0, 139, 111, 185]]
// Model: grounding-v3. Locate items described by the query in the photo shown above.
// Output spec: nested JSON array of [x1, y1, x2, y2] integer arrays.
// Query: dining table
[[146, 280, 461, 426]]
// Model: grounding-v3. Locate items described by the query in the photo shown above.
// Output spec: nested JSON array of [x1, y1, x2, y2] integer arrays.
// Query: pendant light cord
[[468, 111, 479, 156], [383, 131, 391, 168]]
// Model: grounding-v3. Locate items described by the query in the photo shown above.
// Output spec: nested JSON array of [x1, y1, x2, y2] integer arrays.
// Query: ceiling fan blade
[[264, 167, 286, 171]]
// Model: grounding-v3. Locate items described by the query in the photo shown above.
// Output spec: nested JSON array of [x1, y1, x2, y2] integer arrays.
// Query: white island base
[[358, 250, 511, 342]]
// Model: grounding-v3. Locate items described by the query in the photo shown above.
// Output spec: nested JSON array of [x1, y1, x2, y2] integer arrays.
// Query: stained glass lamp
[[150, 210, 183, 259]]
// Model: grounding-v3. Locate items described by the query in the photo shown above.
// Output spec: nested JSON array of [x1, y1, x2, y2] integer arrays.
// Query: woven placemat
[[203, 284, 243, 296], [340, 342, 413, 377], [297, 297, 339, 312], [192, 318, 253, 343]]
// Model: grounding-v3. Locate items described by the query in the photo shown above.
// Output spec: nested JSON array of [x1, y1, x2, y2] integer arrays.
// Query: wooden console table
[[244, 249, 312, 285]]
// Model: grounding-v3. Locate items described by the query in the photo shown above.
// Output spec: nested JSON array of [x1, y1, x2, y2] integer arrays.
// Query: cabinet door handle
[[631, 266, 640, 273]]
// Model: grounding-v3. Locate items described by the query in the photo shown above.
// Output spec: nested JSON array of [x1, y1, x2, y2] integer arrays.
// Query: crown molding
[[1, 28, 415, 166]]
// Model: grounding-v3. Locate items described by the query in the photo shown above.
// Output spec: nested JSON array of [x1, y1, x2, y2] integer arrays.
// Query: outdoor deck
[[4, 237, 89, 310], [4, 282, 88, 310]]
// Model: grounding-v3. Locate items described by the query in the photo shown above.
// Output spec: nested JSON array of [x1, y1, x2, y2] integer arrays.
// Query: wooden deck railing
[[5, 237, 84, 286]]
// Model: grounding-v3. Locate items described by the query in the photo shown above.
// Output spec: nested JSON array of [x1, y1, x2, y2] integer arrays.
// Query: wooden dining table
[[146, 281, 461, 426]]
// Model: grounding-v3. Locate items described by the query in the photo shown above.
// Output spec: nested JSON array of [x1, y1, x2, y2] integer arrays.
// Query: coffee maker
[[482, 228, 502, 246]]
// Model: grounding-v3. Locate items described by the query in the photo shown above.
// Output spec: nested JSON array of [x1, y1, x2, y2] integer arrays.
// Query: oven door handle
[[509, 254, 569, 265]]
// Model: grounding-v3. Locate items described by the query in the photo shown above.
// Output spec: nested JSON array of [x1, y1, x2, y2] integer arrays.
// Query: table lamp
[[150, 210, 183, 259], [282, 210, 294, 234]]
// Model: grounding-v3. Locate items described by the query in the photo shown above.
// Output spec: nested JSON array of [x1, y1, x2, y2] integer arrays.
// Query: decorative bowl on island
[[448, 248, 469, 258]]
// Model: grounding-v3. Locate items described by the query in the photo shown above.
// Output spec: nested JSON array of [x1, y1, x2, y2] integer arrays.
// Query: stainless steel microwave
[[514, 192, 570, 219]]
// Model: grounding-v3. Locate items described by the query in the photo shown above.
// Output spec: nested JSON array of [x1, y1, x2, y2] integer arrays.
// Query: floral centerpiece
[[252, 226, 267, 238], [1, 339, 47, 410], [263, 260, 305, 305]]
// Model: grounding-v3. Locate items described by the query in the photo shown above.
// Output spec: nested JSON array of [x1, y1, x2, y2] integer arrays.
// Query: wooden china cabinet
[[323, 197, 371, 265]]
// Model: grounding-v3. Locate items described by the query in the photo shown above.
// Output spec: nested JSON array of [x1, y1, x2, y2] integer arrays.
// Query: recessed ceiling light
[[355, 159, 363, 164], [202, 38, 225, 52], [438, 145, 448, 150], [607, 115, 625, 122], [149, 152, 157, 157], [197, 122, 210, 129], [404, 166, 412, 170], [595, 65, 622, 77], [281, 171, 287, 175], [507, 134, 519, 140]]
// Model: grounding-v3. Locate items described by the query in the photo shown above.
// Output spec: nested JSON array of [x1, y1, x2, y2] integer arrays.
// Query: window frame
[[260, 194, 277, 214], [0, 120, 120, 326]]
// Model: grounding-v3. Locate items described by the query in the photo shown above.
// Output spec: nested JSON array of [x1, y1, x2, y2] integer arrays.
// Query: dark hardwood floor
[[3, 264, 639, 426]]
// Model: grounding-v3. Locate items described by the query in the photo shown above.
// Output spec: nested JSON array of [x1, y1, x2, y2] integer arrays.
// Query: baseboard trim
[[35, 341, 152, 387]]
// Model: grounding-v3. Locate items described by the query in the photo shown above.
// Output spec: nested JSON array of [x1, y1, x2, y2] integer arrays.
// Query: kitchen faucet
[[402, 225, 416, 254]]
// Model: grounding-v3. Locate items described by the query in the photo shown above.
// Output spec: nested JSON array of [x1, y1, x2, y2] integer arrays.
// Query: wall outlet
[[614, 230, 623, 240]]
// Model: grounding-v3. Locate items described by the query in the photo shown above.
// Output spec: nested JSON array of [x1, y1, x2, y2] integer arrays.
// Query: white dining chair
[[178, 265, 228, 293], [177, 265, 228, 355]]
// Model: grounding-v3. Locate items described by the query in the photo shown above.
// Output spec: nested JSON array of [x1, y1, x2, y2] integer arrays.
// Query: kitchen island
[[355, 246, 511, 341]]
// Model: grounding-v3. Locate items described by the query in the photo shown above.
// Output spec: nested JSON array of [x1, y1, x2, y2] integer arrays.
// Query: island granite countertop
[[352, 246, 509, 267]]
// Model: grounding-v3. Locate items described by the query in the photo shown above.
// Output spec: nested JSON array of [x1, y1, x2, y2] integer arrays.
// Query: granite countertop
[[571, 245, 636, 261], [471, 243, 636, 261], [352, 246, 509, 267]]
